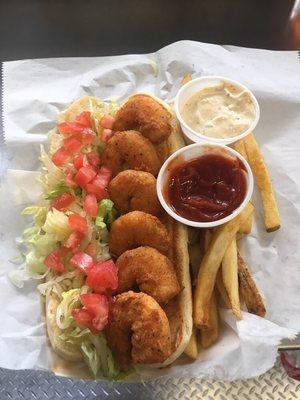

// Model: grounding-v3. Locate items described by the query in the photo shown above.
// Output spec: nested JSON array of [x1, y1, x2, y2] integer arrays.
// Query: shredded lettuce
[[94, 199, 117, 244], [48, 128, 63, 156], [37, 271, 84, 297], [90, 333, 120, 380], [56, 288, 81, 329], [45, 181, 70, 200], [39, 145, 65, 191], [81, 340, 101, 377], [43, 208, 71, 241]]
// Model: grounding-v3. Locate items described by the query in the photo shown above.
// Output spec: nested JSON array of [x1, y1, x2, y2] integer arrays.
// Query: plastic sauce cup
[[174, 76, 260, 145], [157, 143, 254, 228]]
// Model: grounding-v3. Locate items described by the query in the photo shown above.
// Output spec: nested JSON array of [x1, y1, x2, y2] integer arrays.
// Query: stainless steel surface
[[0, 361, 299, 399]]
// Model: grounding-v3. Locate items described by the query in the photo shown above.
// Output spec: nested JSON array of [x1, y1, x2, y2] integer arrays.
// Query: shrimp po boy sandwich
[[23, 94, 192, 379]]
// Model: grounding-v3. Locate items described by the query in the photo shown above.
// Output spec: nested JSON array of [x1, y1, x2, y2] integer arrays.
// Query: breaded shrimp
[[114, 94, 172, 144], [116, 247, 180, 304], [106, 291, 171, 370], [103, 130, 160, 177], [109, 211, 171, 256], [108, 170, 161, 216]]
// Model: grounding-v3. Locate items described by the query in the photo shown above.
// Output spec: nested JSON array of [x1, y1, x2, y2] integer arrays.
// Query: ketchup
[[166, 153, 247, 222]]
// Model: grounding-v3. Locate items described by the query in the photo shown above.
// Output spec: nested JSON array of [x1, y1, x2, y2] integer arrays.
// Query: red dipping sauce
[[166, 153, 247, 222]]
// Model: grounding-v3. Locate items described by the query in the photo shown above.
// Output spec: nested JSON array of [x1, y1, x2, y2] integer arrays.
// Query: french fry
[[237, 251, 266, 317], [222, 237, 242, 320], [181, 73, 192, 86], [184, 329, 198, 359], [216, 269, 231, 308], [233, 139, 248, 161], [238, 213, 253, 235], [194, 203, 254, 328], [244, 133, 280, 232], [200, 290, 219, 348]]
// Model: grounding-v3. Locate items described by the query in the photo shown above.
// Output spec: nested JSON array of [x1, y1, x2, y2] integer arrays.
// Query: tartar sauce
[[181, 81, 256, 138]]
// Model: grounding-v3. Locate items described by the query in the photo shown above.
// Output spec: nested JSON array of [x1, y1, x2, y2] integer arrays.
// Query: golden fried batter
[[106, 291, 171, 370], [108, 211, 170, 256], [116, 246, 180, 304], [108, 170, 161, 216], [114, 94, 172, 144], [103, 130, 160, 177]]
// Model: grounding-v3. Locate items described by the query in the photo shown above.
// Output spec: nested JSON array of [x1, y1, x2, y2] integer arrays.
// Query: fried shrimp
[[108, 170, 161, 216], [103, 130, 160, 177], [114, 94, 172, 144], [106, 291, 172, 370], [108, 211, 170, 256], [116, 247, 180, 303]]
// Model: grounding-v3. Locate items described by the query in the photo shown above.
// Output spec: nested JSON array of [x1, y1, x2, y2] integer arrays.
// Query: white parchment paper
[[1, 40, 300, 381]]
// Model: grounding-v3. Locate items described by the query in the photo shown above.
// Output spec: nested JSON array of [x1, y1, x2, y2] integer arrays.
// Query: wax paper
[[1, 40, 299, 380]]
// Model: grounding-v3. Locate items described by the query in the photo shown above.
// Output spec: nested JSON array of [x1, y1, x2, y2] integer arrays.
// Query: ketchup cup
[[157, 143, 254, 228]]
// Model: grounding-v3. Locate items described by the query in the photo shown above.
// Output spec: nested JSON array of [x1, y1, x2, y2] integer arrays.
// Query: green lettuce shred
[[45, 180, 70, 200]]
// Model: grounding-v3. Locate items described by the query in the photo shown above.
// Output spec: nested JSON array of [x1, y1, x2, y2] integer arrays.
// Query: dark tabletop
[[0, 0, 298, 62]]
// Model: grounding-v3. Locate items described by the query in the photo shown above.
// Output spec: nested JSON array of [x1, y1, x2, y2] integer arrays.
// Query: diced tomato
[[83, 194, 98, 217], [86, 152, 101, 169], [100, 115, 115, 129], [95, 166, 112, 188], [63, 137, 82, 154], [85, 242, 100, 259], [58, 122, 84, 136], [72, 308, 96, 333], [74, 153, 88, 170], [86, 183, 109, 201], [65, 170, 76, 187], [102, 129, 114, 142], [52, 147, 70, 167], [70, 252, 94, 274], [44, 247, 68, 272], [65, 231, 84, 252], [68, 214, 88, 234], [75, 111, 92, 128], [75, 165, 97, 188], [80, 293, 109, 331], [86, 260, 118, 294], [80, 128, 96, 144], [51, 193, 75, 211]]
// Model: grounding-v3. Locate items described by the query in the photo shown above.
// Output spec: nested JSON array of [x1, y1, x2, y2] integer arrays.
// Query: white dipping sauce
[[181, 81, 256, 138]]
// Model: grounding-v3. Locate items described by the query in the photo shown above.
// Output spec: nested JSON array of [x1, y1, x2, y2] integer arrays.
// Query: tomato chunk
[[74, 153, 88, 170], [102, 129, 114, 142], [52, 147, 70, 167], [75, 111, 92, 128], [68, 214, 88, 234], [70, 252, 94, 274], [86, 183, 109, 201], [87, 152, 101, 169], [85, 242, 100, 259], [94, 166, 112, 188], [80, 293, 109, 331], [58, 122, 84, 136], [51, 193, 75, 211], [100, 115, 115, 129], [65, 170, 76, 187], [65, 231, 84, 252], [75, 166, 97, 188], [80, 128, 96, 144], [72, 308, 96, 333], [63, 137, 82, 154], [44, 247, 68, 272], [84, 194, 98, 217], [86, 260, 118, 294]]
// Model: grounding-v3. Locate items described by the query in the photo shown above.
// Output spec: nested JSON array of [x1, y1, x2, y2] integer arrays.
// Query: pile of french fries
[[181, 74, 281, 360]]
